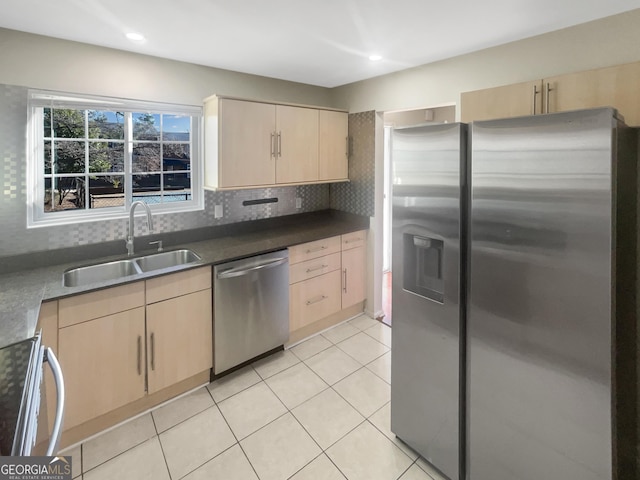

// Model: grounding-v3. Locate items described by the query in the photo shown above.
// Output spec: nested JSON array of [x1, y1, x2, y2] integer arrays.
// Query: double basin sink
[[63, 249, 201, 287]]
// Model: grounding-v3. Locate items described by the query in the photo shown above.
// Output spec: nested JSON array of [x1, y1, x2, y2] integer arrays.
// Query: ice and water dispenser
[[403, 234, 444, 303]]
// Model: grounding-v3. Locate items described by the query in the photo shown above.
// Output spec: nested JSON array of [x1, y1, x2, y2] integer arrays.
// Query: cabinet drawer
[[59, 282, 145, 328], [146, 266, 212, 304], [289, 236, 341, 264], [341, 230, 367, 250], [290, 270, 342, 331], [289, 252, 341, 284]]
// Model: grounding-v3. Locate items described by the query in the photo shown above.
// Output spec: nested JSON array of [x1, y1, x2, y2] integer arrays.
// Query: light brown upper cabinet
[[275, 105, 319, 184], [460, 61, 640, 126], [543, 62, 640, 125], [460, 80, 543, 122], [319, 110, 349, 181], [214, 98, 276, 188], [204, 95, 348, 189]]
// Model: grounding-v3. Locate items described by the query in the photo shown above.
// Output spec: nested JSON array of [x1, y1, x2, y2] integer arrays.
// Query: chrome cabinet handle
[[346, 136, 349, 157], [343, 269, 347, 293], [217, 257, 288, 279], [277, 132, 282, 157], [150, 333, 155, 371], [306, 245, 327, 254], [306, 264, 328, 273], [532, 85, 539, 115], [306, 295, 328, 306], [271, 132, 275, 157], [344, 238, 361, 244], [45, 348, 65, 456], [545, 82, 553, 114], [136, 336, 142, 375]]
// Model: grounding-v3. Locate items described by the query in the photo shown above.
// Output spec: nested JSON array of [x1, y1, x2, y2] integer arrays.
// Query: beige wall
[[0, 27, 335, 108], [332, 8, 640, 114]]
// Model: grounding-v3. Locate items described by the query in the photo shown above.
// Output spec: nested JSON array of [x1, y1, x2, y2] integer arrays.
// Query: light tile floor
[[60, 315, 445, 480]]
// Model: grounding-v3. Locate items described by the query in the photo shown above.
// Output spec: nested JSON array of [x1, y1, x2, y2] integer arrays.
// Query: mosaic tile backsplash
[[0, 84, 330, 258]]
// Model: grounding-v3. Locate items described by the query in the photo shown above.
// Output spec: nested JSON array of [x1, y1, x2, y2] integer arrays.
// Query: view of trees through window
[[43, 108, 192, 213]]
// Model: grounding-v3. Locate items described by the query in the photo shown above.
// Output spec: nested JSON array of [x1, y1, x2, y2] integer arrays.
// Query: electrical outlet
[[214, 204, 223, 218], [295, 197, 302, 209]]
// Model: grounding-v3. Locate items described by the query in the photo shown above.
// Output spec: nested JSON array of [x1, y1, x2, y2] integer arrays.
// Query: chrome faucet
[[126, 201, 154, 256]]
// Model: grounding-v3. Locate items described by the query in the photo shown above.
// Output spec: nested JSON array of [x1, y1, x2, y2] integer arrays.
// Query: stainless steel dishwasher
[[213, 250, 289, 374]]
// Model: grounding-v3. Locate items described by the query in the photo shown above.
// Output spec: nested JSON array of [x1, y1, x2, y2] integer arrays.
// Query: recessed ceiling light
[[369, 54, 383, 61], [126, 32, 145, 42]]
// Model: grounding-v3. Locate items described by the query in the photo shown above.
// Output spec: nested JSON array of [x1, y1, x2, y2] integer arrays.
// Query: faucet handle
[[149, 240, 163, 252]]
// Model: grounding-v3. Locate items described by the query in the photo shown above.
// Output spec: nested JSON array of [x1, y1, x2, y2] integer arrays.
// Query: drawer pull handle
[[344, 238, 361, 244], [343, 268, 347, 293], [306, 264, 328, 273], [306, 245, 328, 254], [306, 295, 328, 306]]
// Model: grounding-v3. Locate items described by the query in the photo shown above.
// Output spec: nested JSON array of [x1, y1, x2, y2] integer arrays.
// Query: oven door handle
[[45, 348, 65, 456]]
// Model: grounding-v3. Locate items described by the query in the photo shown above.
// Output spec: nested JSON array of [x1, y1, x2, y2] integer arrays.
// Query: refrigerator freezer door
[[468, 109, 615, 480], [391, 123, 466, 480]]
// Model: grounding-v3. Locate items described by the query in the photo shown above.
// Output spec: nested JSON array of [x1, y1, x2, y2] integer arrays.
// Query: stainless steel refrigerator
[[390, 108, 637, 480]]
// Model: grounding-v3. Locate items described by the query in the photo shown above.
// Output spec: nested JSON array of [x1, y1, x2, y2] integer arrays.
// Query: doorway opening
[[381, 105, 456, 326]]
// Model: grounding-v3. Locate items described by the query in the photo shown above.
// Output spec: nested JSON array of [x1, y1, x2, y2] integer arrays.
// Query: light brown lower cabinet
[[146, 289, 213, 394], [290, 269, 342, 331], [341, 245, 366, 309], [288, 230, 368, 341], [58, 307, 147, 430], [55, 266, 213, 435]]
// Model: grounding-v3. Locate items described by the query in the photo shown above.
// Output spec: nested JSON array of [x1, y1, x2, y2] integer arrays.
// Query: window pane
[[89, 176, 125, 209], [89, 142, 124, 172], [43, 108, 52, 137], [45, 176, 86, 211], [88, 111, 124, 139], [133, 113, 161, 141], [54, 141, 85, 173], [164, 173, 191, 202], [53, 109, 85, 139], [132, 143, 160, 172], [44, 140, 52, 174], [132, 173, 161, 198], [163, 144, 190, 171], [162, 114, 190, 140]]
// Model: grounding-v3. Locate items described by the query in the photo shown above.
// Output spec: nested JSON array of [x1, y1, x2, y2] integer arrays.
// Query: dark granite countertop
[[0, 210, 369, 350]]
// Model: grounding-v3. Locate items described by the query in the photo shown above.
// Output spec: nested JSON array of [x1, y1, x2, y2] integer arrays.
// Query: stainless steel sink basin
[[63, 249, 201, 287], [134, 249, 201, 272], [63, 259, 142, 287]]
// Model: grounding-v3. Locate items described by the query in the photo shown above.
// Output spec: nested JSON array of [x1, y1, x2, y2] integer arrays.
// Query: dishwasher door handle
[[217, 257, 288, 279]]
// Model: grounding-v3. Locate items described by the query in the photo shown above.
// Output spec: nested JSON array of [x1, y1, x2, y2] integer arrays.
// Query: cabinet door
[[341, 246, 366, 309], [58, 308, 146, 430], [319, 110, 348, 181], [275, 105, 319, 183], [146, 289, 213, 394], [460, 80, 543, 122], [219, 99, 276, 187], [290, 270, 342, 331], [544, 62, 640, 125]]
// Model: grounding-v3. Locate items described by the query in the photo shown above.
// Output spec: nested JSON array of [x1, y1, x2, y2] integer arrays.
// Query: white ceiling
[[1, 0, 638, 88]]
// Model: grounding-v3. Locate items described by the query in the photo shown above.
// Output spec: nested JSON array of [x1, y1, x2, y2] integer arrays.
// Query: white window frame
[[27, 90, 204, 228]]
